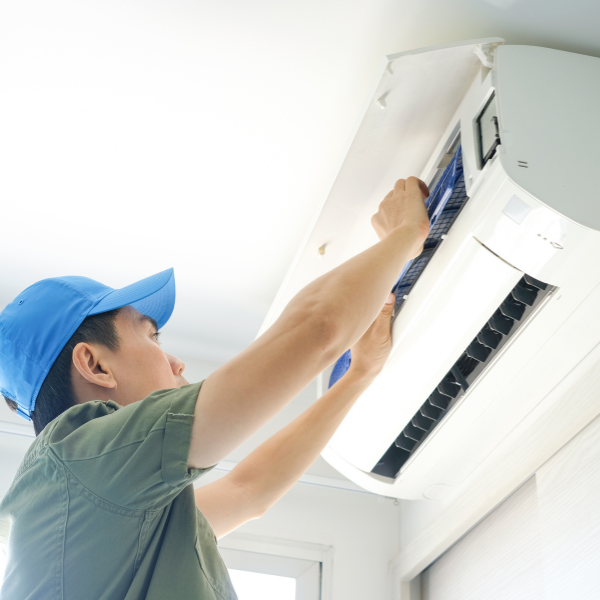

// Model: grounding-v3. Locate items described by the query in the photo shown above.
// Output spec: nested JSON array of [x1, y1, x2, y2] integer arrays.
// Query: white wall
[[0, 434, 33, 500]]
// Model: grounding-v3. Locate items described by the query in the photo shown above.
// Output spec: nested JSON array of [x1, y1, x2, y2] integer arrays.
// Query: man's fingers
[[393, 178, 406, 193], [373, 174, 431, 249], [394, 177, 429, 199], [380, 293, 395, 318], [406, 176, 429, 198], [367, 294, 394, 329]]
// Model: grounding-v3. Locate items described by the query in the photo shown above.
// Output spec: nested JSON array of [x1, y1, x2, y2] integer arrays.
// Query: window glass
[[228, 569, 296, 600]]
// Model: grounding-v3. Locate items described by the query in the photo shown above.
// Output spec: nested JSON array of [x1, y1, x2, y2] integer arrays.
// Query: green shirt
[[0, 382, 238, 600]]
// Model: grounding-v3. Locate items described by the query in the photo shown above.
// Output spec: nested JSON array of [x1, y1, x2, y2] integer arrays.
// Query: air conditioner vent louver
[[371, 274, 554, 479], [489, 310, 514, 335], [477, 326, 502, 349], [466, 339, 491, 362], [412, 414, 433, 430]]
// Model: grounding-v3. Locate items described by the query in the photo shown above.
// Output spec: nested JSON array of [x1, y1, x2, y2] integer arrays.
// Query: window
[[220, 545, 323, 600], [228, 569, 296, 600]]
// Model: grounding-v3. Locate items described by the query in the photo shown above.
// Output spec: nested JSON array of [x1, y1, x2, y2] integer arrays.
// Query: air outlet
[[371, 274, 555, 479]]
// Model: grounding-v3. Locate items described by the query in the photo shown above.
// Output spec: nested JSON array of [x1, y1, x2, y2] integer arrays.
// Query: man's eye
[[153, 331, 161, 342]]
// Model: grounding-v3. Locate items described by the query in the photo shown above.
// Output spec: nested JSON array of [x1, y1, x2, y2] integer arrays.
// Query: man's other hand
[[348, 293, 395, 379], [371, 176, 430, 258]]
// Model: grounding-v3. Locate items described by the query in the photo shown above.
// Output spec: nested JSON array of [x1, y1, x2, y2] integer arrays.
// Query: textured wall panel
[[422, 477, 544, 600], [536, 413, 600, 600]]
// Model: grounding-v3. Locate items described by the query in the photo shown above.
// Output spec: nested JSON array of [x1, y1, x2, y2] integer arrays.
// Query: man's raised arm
[[188, 177, 430, 469]]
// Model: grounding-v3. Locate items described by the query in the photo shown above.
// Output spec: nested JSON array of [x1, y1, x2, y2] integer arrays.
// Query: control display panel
[[477, 93, 501, 167]]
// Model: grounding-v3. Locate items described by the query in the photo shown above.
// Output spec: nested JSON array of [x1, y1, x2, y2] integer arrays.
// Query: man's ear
[[72, 342, 117, 389]]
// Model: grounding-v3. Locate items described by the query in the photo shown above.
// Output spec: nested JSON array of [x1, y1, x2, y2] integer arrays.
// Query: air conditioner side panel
[[495, 45, 600, 231]]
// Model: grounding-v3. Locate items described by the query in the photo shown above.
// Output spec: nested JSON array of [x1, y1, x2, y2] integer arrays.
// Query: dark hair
[[3, 308, 121, 436]]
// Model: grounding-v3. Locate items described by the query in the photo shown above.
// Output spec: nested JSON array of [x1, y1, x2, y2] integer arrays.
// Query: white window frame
[[219, 532, 333, 600]]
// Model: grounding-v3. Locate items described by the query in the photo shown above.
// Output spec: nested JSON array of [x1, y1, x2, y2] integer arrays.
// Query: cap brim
[[89, 268, 176, 329]]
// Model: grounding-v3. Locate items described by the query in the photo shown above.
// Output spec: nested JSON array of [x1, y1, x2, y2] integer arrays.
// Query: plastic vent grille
[[371, 274, 554, 479], [393, 148, 468, 313]]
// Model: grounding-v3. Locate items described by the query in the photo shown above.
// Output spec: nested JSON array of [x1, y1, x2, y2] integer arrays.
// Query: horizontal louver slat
[[371, 274, 553, 479]]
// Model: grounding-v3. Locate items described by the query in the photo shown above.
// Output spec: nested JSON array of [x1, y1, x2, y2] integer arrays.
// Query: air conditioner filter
[[329, 147, 468, 388]]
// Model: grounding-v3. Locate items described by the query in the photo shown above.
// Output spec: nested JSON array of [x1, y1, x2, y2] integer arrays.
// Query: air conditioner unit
[[260, 39, 600, 499]]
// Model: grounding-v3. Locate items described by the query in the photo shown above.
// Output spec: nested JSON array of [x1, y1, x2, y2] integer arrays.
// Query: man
[[0, 177, 429, 599]]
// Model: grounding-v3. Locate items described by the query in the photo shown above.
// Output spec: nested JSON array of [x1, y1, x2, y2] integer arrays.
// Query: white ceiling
[[1, 0, 599, 479]]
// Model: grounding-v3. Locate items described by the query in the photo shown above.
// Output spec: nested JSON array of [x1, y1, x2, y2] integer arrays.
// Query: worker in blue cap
[[0, 177, 429, 599]]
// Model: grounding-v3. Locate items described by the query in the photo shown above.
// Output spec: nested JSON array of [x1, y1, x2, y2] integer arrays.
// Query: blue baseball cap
[[0, 268, 176, 421]]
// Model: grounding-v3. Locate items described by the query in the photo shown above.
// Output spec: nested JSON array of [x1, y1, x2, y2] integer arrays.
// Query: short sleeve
[[48, 382, 212, 510]]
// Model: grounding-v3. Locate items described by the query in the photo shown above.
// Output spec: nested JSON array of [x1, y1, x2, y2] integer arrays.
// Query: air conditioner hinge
[[473, 42, 502, 69]]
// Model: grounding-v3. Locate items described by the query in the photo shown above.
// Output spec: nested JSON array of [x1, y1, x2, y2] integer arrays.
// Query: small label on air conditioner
[[502, 195, 532, 225]]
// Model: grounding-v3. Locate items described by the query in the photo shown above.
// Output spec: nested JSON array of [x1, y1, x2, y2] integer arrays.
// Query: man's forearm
[[282, 224, 422, 357], [225, 369, 375, 515]]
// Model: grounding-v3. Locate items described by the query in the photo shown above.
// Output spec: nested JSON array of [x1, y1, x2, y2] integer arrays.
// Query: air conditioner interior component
[[390, 143, 468, 318], [261, 40, 600, 499], [329, 140, 467, 389]]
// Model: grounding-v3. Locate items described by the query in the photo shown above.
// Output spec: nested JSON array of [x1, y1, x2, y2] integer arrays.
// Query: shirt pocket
[[195, 512, 238, 600]]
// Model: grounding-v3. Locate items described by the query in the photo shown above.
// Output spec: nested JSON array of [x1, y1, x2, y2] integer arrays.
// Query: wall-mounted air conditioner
[[260, 39, 600, 500]]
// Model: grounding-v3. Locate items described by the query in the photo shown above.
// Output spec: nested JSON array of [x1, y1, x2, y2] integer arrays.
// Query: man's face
[[105, 306, 188, 406]]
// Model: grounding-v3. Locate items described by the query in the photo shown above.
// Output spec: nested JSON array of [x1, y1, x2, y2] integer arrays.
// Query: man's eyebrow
[[138, 314, 159, 331]]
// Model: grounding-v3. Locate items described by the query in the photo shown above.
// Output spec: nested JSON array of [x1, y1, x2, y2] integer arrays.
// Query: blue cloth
[[0, 268, 176, 420], [328, 148, 466, 389], [329, 349, 352, 387]]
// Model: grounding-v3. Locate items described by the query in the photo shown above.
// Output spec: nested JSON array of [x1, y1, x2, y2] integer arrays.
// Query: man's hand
[[371, 177, 430, 258], [348, 293, 395, 379]]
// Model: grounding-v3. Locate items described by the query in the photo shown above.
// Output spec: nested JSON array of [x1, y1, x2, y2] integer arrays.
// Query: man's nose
[[166, 353, 186, 377]]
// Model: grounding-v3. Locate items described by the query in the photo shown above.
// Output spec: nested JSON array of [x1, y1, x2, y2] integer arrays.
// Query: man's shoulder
[[2, 401, 119, 487], [44, 399, 122, 442], [44, 384, 203, 461]]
